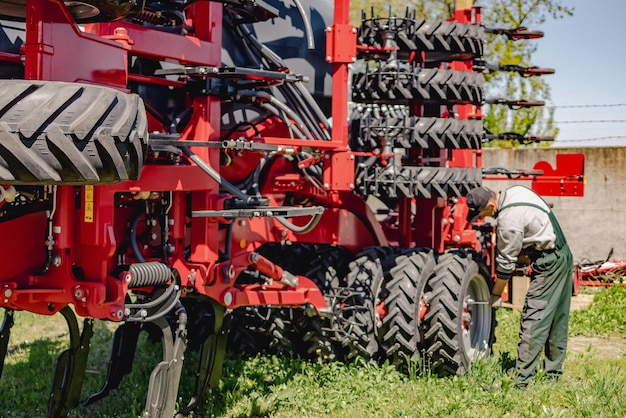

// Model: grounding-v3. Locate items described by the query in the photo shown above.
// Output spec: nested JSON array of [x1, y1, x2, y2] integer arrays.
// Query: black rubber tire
[[358, 18, 484, 59], [378, 249, 435, 370], [422, 251, 495, 376], [360, 166, 482, 200], [0, 0, 140, 22], [351, 109, 483, 151], [0, 80, 148, 184], [226, 242, 320, 357], [292, 245, 355, 360], [336, 246, 400, 363], [226, 305, 294, 356], [412, 20, 484, 57], [353, 68, 483, 105]]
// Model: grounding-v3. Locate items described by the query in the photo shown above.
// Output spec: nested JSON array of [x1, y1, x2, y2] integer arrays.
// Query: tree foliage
[[349, 0, 573, 146], [481, 0, 572, 144]]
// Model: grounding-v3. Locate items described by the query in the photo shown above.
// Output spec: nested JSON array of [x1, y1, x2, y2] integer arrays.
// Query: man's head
[[466, 187, 498, 222]]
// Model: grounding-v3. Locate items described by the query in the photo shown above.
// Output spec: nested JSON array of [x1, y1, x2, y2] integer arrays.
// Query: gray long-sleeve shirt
[[495, 185, 556, 278]]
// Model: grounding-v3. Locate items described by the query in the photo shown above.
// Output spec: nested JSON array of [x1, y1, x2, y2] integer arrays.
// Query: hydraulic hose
[[238, 89, 313, 139], [181, 146, 259, 205], [129, 204, 147, 263], [259, 102, 306, 139], [292, 0, 315, 50], [275, 212, 322, 234]]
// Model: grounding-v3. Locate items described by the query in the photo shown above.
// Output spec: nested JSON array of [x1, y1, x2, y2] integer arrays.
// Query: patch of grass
[[570, 286, 626, 336], [1, 285, 625, 417]]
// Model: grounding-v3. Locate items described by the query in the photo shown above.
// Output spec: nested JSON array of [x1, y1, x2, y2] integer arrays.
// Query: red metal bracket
[[325, 24, 356, 64], [323, 152, 355, 191], [532, 153, 585, 196]]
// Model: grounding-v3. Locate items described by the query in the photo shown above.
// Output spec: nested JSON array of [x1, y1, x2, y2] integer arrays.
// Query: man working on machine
[[466, 185, 573, 388]]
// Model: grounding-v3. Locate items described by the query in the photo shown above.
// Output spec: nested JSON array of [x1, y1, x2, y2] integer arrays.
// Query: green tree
[[350, 0, 573, 146], [481, 0, 572, 145]]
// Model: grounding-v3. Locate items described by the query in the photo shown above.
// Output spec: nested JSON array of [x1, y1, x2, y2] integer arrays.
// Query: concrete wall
[[482, 147, 626, 264]]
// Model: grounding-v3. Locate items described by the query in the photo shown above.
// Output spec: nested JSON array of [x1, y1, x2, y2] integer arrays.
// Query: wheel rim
[[463, 272, 492, 360]]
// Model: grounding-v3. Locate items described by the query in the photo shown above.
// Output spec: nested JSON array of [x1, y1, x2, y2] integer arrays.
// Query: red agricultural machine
[[0, 0, 584, 416]]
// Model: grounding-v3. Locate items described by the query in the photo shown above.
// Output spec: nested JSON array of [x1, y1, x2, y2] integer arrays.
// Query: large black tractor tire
[[378, 249, 435, 370], [0, 80, 148, 184], [335, 246, 400, 364], [422, 250, 495, 376]]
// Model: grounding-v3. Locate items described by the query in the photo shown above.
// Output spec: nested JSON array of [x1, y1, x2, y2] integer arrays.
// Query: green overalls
[[499, 202, 573, 387]]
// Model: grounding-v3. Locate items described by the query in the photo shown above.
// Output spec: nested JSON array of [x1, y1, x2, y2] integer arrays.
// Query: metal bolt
[[223, 291, 233, 306], [74, 287, 83, 299], [124, 273, 132, 283], [52, 256, 61, 267], [140, 309, 148, 318], [3, 288, 12, 298]]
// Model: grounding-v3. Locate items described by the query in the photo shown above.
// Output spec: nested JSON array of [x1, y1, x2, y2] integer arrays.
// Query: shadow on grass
[[1, 316, 304, 417], [497, 350, 517, 373], [0, 338, 66, 417]]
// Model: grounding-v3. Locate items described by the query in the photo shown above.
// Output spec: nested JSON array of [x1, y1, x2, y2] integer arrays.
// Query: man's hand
[[490, 294, 503, 308]]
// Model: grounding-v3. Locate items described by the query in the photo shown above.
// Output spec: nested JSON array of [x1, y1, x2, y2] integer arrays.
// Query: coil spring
[[135, 9, 166, 25], [128, 262, 172, 288]]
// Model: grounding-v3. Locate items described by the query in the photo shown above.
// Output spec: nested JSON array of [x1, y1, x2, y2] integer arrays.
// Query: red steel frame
[[0, 0, 586, 320], [0, 0, 373, 320]]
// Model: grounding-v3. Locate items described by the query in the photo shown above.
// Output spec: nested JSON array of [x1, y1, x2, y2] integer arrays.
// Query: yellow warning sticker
[[84, 185, 94, 223]]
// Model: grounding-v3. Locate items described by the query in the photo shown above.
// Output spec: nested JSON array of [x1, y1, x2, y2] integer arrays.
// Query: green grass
[[1, 287, 625, 417]]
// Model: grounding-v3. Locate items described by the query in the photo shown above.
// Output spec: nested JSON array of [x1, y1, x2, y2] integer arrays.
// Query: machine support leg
[[0, 309, 14, 378], [82, 322, 142, 407], [47, 306, 94, 418], [144, 302, 188, 418], [176, 304, 228, 417]]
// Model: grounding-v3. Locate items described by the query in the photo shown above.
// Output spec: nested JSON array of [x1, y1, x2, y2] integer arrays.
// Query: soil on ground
[[567, 336, 626, 359], [567, 293, 626, 359]]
